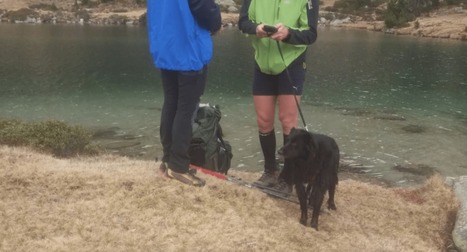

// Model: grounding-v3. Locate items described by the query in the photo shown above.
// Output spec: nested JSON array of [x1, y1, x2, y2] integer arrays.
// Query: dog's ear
[[306, 133, 318, 157], [290, 127, 297, 135]]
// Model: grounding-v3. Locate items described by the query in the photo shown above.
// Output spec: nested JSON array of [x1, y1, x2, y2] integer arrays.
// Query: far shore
[[221, 8, 467, 42], [0, 4, 466, 41]]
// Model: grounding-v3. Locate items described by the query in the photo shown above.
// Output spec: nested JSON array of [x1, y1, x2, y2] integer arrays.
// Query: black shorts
[[253, 52, 306, 96]]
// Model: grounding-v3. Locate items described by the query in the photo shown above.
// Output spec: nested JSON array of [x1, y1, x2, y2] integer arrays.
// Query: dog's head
[[278, 128, 317, 159]]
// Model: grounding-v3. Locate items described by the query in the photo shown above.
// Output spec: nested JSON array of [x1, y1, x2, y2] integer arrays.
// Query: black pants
[[159, 66, 207, 173]]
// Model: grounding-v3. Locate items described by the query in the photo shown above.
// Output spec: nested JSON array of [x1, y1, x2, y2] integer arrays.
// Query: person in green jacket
[[238, 0, 319, 192]]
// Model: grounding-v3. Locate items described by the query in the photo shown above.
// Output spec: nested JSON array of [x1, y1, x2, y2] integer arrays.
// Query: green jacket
[[239, 0, 319, 75]]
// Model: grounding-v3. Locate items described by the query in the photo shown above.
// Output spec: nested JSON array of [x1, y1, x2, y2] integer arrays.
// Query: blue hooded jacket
[[147, 0, 221, 71]]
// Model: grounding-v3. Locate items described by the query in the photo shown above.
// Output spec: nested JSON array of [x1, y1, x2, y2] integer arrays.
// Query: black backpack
[[189, 104, 233, 174]]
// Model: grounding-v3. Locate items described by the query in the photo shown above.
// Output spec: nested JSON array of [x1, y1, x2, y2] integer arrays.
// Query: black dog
[[278, 128, 339, 230]]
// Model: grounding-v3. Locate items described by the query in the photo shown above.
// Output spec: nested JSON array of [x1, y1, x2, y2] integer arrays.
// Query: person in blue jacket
[[147, 0, 222, 187]]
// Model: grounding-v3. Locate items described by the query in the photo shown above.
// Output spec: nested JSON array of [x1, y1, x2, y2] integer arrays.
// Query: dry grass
[[0, 145, 458, 251]]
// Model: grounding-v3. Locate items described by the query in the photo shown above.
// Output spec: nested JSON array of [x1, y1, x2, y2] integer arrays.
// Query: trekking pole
[[190, 164, 230, 180], [189, 164, 299, 203], [190, 164, 253, 189], [276, 40, 308, 132]]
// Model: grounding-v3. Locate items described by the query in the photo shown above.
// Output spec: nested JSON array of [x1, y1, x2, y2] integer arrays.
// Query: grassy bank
[[0, 145, 458, 251]]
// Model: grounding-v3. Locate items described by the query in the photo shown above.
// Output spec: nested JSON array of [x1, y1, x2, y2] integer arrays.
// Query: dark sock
[[259, 129, 276, 172]]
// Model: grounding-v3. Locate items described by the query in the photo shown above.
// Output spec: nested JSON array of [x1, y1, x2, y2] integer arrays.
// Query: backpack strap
[[216, 123, 228, 148]]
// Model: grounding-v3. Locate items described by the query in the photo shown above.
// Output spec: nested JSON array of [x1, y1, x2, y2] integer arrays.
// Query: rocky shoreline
[[328, 7, 467, 41], [0, 3, 466, 41]]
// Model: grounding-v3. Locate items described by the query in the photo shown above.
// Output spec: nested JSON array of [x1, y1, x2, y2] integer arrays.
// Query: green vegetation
[[0, 119, 100, 158], [331, 0, 386, 20], [330, 0, 466, 28], [3, 8, 38, 21], [384, 0, 417, 28], [384, 0, 467, 28], [333, 0, 385, 13]]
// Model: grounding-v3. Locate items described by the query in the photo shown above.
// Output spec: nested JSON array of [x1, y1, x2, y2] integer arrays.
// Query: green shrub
[[4, 8, 38, 21], [384, 0, 416, 28], [0, 119, 100, 157], [333, 0, 385, 13]]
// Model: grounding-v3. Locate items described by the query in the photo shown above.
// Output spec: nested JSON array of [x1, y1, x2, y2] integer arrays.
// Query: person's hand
[[256, 24, 271, 38], [270, 23, 289, 41]]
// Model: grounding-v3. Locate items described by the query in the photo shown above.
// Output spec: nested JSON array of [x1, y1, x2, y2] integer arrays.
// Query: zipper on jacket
[[268, 0, 280, 73], [276, 0, 281, 20]]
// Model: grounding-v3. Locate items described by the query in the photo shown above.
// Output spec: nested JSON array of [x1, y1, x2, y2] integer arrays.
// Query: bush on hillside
[[384, 0, 416, 28], [332, 0, 386, 20], [0, 119, 100, 157], [383, 0, 454, 28], [3, 8, 38, 22]]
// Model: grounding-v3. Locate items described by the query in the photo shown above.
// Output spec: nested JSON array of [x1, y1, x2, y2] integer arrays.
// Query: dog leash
[[275, 40, 309, 132]]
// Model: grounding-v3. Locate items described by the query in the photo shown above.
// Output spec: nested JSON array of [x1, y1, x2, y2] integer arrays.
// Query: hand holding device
[[262, 25, 278, 34]]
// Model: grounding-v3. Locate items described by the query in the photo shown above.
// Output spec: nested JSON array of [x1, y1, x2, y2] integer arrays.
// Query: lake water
[[1, 23, 466, 186]]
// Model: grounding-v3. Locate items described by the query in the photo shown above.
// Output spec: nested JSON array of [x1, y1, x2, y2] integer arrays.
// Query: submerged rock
[[102, 140, 140, 150], [402, 124, 427, 133], [392, 163, 436, 177]]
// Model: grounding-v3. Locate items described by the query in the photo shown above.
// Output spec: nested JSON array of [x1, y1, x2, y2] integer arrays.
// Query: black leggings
[[159, 66, 207, 173]]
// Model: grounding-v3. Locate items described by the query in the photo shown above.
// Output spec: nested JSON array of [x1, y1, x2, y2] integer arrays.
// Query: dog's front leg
[[295, 183, 308, 226], [310, 185, 325, 230]]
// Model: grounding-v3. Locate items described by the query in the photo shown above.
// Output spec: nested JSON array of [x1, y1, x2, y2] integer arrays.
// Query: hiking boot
[[253, 171, 278, 187], [270, 179, 293, 198], [159, 162, 196, 177], [166, 168, 206, 187]]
